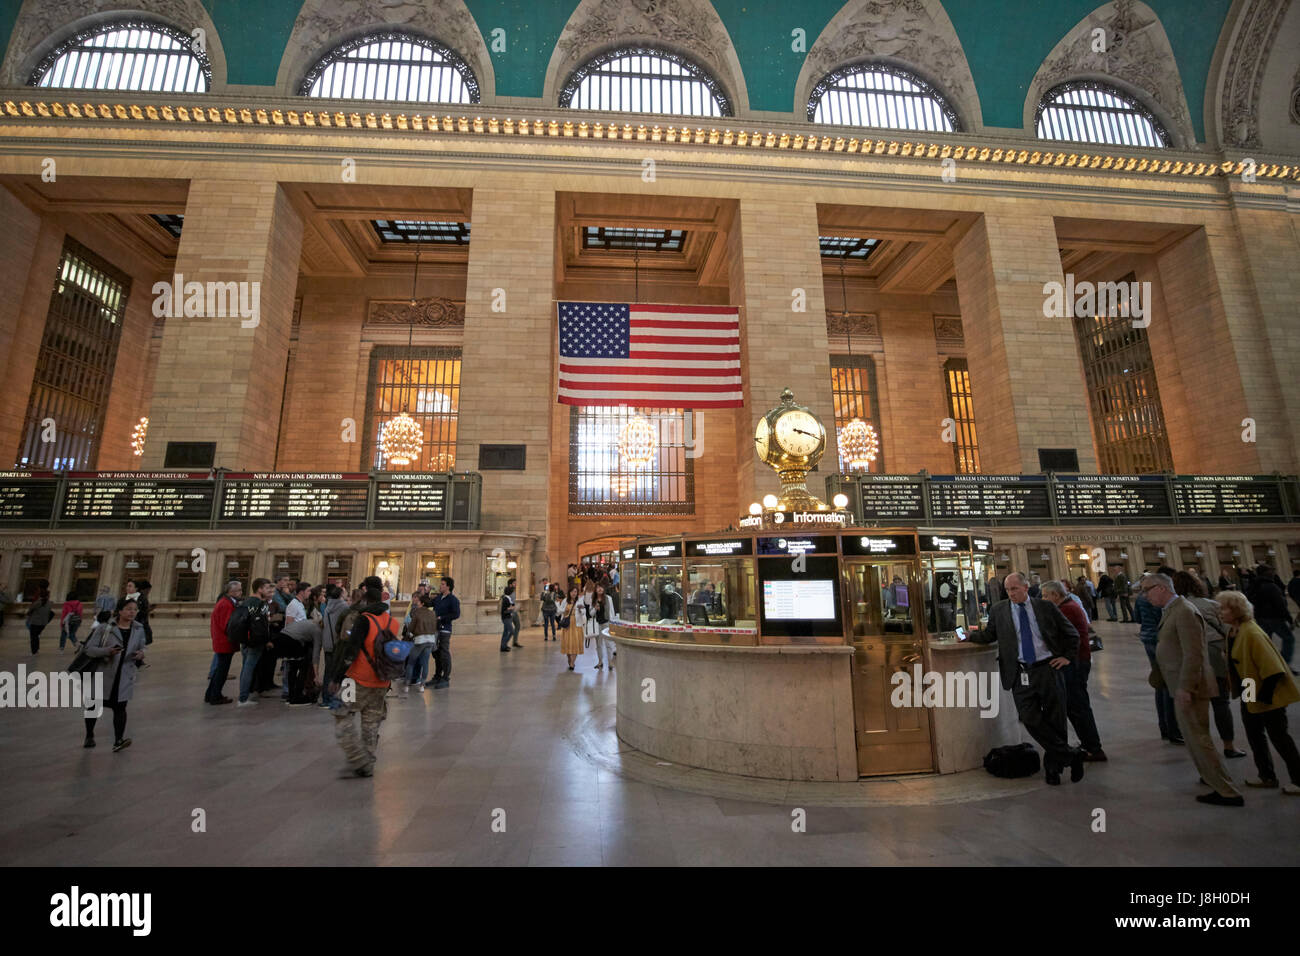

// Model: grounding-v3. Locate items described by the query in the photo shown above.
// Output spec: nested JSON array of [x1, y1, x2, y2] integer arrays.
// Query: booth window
[[222, 554, 253, 595], [171, 553, 200, 602], [19, 553, 53, 601], [830, 355, 883, 473], [364, 346, 461, 472], [569, 407, 694, 515], [299, 31, 478, 103], [30, 19, 210, 93], [271, 554, 304, 584], [15, 239, 129, 471], [321, 554, 353, 591], [808, 63, 960, 132], [559, 47, 730, 116], [1071, 283, 1173, 474], [1036, 81, 1168, 148], [942, 358, 980, 474], [486, 552, 518, 600], [686, 558, 756, 628], [68, 554, 103, 603], [121, 554, 153, 595]]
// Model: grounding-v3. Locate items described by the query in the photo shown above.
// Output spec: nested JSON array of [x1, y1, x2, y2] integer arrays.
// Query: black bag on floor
[[983, 743, 1040, 778]]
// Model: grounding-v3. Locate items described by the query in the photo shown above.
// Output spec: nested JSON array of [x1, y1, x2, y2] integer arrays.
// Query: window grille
[[830, 355, 883, 473], [1036, 81, 1168, 147], [582, 227, 685, 252], [300, 32, 478, 103], [31, 20, 209, 93], [942, 358, 980, 474], [809, 64, 959, 131], [559, 47, 730, 116], [569, 406, 694, 515], [363, 347, 461, 471], [372, 220, 470, 244]]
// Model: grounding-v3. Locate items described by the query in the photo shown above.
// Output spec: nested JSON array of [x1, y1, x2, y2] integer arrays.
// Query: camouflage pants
[[334, 684, 388, 771]]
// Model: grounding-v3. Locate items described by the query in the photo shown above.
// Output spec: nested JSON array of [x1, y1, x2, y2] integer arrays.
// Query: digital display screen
[[1172, 477, 1287, 520], [762, 579, 837, 620], [929, 476, 1052, 521], [686, 539, 753, 556], [841, 534, 917, 556], [0, 473, 59, 522], [855, 477, 927, 521], [374, 475, 447, 521], [219, 473, 369, 522], [1055, 475, 1172, 520], [60, 472, 214, 522]]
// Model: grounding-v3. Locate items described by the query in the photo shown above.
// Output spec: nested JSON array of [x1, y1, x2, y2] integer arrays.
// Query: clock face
[[773, 410, 823, 458], [754, 416, 771, 460]]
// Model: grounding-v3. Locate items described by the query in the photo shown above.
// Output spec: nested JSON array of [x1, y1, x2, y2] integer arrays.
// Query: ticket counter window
[[970, 548, 995, 616], [1216, 546, 1241, 585], [685, 558, 756, 628], [1142, 546, 1165, 571], [845, 563, 916, 638], [19, 553, 53, 601], [1289, 544, 1300, 578], [1100, 546, 1129, 579], [617, 548, 637, 619], [1027, 548, 1053, 585], [171, 552, 200, 602], [922, 554, 978, 640], [273, 553, 304, 586], [637, 560, 684, 625], [485, 552, 517, 601], [223, 555, 253, 595], [420, 553, 451, 587], [120, 555, 153, 596], [1251, 543, 1276, 569], [1179, 546, 1202, 573], [68, 554, 103, 603], [322, 554, 352, 591], [371, 554, 403, 598]]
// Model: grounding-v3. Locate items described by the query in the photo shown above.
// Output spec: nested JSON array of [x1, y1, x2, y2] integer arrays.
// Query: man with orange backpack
[[326, 576, 410, 777]]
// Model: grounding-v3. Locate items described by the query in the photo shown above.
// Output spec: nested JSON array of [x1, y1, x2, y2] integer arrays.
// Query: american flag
[[557, 302, 743, 408]]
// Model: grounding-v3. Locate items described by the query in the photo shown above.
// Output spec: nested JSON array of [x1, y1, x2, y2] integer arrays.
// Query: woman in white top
[[586, 585, 617, 671]]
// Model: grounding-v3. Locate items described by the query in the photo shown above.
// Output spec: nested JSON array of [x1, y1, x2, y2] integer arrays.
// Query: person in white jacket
[[585, 585, 617, 670]]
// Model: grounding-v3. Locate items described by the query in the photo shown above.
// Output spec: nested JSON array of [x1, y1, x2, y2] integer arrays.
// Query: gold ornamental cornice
[[1, 96, 1297, 183]]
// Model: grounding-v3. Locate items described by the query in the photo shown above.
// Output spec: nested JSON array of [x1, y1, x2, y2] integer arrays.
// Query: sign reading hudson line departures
[[0, 471, 479, 528], [829, 474, 1297, 525]]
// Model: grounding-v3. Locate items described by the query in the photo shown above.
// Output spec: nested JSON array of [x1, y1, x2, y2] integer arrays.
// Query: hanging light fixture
[[130, 416, 149, 457], [835, 259, 878, 473], [379, 243, 425, 467], [617, 413, 657, 468]]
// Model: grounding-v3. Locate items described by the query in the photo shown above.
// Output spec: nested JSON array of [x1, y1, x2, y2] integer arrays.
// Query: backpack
[[357, 612, 409, 682], [226, 601, 251, 644], [983, 743, 1041, 778], [541, 590, 556, 611]]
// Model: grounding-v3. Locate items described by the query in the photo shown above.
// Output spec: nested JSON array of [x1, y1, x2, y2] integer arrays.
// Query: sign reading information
[[374, 473, 448, 521]]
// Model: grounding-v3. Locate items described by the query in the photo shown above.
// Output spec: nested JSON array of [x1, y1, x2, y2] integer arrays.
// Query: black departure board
[[928, 476, 1052, 522], [60, 472, 214, 522], [856, 476, 927, 521], [1055, 475, 1172, 521], [374, 474, 447, 521], [0, 472, 59, 523], [1172, 476, 1287, 520], [219, 473, 369, 522]]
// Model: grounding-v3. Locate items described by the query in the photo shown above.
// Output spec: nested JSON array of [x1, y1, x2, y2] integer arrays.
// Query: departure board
[[219, 473, 369, 522], [928, 476, 1052, 522], [1172, 476, 1287, 520], [856, 476, 927, 521], [374, 474, 448, 521], [60, 472, 214, 522], [1055, 475, 1172, 521], [0, 472, 59, 523]]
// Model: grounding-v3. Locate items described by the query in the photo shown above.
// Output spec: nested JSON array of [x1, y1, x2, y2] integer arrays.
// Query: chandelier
[[610, 468, 637, 498], [380, 412, 422, 466], [840, 418, 878, 472], [617, 413, 657, 468], [379, 244, 425, 468], [130, 416, 149, 457]]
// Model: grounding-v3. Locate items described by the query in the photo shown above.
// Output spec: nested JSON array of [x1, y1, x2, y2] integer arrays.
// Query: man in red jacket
[[1042, 580, 1106, 761], [205, 580, 243, 705]]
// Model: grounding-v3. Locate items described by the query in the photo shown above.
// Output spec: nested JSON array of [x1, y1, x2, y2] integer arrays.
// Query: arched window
[[30, 20, 209, 93], [559, 47, 730, 117], [300, 31, 478, 103], [809, 63, 959, 132], [1036, 81, 1168, 148]]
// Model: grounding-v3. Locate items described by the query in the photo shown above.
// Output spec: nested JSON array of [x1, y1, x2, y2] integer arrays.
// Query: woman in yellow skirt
[[558, 585, 584, 671]]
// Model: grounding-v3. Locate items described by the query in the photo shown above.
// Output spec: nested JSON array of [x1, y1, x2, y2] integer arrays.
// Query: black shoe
[[1195, 792, 1244, 807], [432, 680, 448, 689], [512, 642, 523, 647], [1224, 748, 1248, 759], [1045, 767, 1061, 785], [112, 738, 131, 752], [1082, 748, 1108, 762], [83, 736, 95, 748], [1070, 750, 1085, 782], [500, 647, 510, 652], [1167, 736, 1186, 746]]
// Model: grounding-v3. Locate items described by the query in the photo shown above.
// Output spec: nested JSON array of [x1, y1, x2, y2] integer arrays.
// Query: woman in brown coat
[[558, 585, 584, 671]]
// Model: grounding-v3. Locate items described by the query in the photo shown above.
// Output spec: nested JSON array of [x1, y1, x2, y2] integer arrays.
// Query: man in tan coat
[[1143, 572, 1244, 805]]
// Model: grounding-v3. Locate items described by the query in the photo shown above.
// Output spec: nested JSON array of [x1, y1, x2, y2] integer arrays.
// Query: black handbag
[[983, 743, 1041, 778], [1088, 627, 1103, 652]]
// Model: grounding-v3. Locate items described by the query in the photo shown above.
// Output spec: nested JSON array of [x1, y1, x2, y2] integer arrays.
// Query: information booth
[[610, 527, 1018, 781]]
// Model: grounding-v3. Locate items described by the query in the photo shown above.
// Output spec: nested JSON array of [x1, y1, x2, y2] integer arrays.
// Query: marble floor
[[1, 620, 1295, 867]]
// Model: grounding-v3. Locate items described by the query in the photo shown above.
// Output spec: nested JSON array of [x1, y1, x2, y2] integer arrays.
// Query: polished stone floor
[[1, 619, 1296, 866]]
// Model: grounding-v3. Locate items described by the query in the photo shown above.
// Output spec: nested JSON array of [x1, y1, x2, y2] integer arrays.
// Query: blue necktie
[[1016, 602, 1036, 663]]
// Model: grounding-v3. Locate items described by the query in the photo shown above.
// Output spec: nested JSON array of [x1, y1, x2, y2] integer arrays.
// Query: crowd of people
[[975, 562, 1300, 801]]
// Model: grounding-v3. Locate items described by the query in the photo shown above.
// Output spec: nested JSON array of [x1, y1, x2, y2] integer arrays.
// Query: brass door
[[844, 561, 934, 776]]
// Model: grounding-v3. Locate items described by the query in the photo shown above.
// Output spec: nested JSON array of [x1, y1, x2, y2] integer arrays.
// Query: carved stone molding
[[933, 315, 963, 341], [277, 0, 492, 100], [3, 0, 225, 87], [799, 0, 982, 129], [1027, 0, 1196, 149], [1292, 62, 1300, 125], [547, 0, 747, 112], [826, 311, 880, 338], [367, 297, 465, 327], [1219, 0, 1292, 147]]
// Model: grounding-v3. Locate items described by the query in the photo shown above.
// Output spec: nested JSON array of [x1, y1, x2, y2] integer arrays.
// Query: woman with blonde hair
[[1218, 588, 1300, 794], [558, 585, 584, 671]]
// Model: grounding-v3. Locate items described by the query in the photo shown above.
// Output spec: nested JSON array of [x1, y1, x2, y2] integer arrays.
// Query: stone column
[[877, 311, 952, 473], [727, 198, 836, 507], [952, 213, 1097, 474], [455, 187, 554, 543], [142, 180, 303, 470]]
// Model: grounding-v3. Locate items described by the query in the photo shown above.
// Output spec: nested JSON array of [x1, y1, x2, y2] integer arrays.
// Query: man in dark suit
[[969, 571, 1083, 785]]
